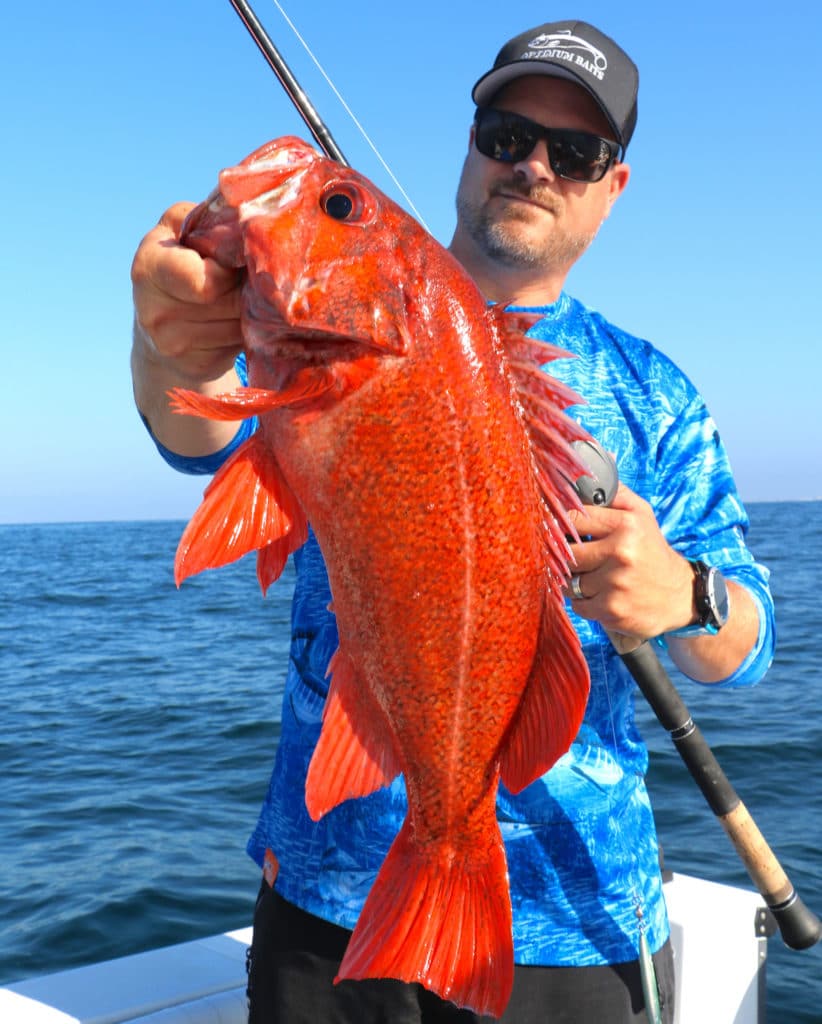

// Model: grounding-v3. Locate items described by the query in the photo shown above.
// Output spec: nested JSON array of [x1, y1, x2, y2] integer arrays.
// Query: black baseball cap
[[471, 21, 639, 155]]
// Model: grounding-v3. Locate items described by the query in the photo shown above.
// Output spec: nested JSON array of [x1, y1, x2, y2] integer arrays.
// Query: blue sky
[[2, 1, 820, 523]]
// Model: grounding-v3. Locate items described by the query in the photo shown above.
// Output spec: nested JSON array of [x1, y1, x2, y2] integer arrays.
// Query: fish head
[[180, 137, 319, 268], [181, 136, 445, 361]]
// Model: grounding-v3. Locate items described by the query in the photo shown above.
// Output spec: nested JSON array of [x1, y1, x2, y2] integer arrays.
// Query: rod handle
[[614, 635, 821, 950], [719, 799, 822, 950]]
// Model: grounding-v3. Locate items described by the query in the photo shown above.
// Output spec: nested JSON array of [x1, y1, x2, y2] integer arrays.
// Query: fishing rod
[[226, 0, 349, 164], [226, 0, 430, 230], [571, 441, 821, 951], [225, 0, 820, 953], [616, 632, 820, 951]]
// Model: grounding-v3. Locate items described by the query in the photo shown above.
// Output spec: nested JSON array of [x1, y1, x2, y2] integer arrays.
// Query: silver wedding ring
[[570, 574, 586, 601]]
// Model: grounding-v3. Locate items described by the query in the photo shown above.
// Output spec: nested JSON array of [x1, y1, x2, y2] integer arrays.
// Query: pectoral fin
[[174, 432, 307, 595], [168, 373, 334, 421]]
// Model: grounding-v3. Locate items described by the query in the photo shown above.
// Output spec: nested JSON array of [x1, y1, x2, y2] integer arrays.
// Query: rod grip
[[719, 800, 822, 950], [616, 636, 821, 950]]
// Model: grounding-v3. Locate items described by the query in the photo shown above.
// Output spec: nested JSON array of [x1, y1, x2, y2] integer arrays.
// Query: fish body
[[172, 137, 591, 1016]]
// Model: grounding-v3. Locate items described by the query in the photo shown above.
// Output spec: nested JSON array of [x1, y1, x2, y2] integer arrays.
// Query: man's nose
[[512, 138, 555, 182]]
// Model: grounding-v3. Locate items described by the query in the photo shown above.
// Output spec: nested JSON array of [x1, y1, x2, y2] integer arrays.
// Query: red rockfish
[[171, 136, 591, 1017]]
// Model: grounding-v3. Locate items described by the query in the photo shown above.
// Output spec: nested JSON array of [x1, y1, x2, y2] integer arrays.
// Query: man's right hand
[[130, 202, 245, 456]]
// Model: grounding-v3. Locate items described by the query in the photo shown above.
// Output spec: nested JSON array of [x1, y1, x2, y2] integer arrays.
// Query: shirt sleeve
[[140, 352, 258, 477], [652, 387, 775, 688]]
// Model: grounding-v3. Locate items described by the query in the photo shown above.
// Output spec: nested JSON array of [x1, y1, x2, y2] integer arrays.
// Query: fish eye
[[320, 182, 369, 222], [323, 191, 353, 220]]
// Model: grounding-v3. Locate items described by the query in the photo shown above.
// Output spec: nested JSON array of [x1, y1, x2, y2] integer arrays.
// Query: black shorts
[[246, 882, 675, 1023]]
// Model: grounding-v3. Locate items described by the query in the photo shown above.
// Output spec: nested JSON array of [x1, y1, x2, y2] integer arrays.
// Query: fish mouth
[[246, 329, 385, 397], [244, 281, 390, 362], [247, 324, 389, 365], [236, 165, 311, 220], [246, 256, 406, 360]]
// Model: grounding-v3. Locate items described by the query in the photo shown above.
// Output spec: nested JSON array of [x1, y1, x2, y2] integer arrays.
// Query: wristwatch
[[667, 559, 731, 637], [692, 559, 730, 633]]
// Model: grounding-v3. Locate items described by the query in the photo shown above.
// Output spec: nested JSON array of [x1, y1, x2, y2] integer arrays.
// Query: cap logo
[[522, 30, 607, 81]]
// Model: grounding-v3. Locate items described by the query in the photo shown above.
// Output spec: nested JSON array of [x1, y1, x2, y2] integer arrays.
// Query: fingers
[[159, 201, 198, 234], [131, 203, 244, 373], [133, 204, 241, 306], [566, 483, 647, 534], [561, 482, 694, 636]]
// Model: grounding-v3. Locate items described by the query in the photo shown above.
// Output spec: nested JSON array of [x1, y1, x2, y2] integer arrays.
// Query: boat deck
[[0, 872, 770, 1023]]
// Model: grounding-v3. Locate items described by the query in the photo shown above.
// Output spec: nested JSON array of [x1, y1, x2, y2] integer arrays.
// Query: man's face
[[455, 76, 629, 273]]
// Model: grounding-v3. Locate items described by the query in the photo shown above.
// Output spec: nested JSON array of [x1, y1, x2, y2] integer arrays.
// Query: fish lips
[[180, 187, 246, 267], [181, 140, 317, 267]]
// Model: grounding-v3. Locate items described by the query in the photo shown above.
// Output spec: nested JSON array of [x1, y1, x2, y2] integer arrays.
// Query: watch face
[[708, 567, 730, 627]]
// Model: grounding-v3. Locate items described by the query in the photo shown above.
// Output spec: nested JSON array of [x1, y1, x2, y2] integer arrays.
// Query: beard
[[455, 171, 597, 270]]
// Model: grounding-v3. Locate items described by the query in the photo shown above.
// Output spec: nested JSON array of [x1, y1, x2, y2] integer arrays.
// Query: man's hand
[[130, 203, 245, 455], [563, 483, 760, 683], [564, 484, 694, 638]]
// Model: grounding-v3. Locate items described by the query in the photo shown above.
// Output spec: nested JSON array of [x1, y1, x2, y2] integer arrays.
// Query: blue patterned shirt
[[150, 294, 774, 966]]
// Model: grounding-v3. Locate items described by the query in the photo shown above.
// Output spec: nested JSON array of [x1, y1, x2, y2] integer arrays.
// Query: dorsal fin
[[490, 306, 592, 580]]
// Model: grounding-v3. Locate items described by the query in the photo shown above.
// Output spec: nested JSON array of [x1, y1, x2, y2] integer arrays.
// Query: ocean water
[[0, 504, 820, 1021]]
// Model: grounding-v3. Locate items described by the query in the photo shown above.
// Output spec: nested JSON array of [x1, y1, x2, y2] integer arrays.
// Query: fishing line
[[269, 0, 431, 232]]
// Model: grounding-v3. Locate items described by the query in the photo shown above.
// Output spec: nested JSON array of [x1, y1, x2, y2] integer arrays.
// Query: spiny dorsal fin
[[489, 306, 593, 579]]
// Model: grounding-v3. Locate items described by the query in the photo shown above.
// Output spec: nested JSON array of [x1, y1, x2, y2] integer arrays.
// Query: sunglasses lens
[[549, 132, 614, 182], [474, 109, 616, 183], [474, 110, 536, 164]]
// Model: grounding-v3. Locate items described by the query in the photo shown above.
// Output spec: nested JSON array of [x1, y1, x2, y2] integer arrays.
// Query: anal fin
[[305, 648, 401, 820]]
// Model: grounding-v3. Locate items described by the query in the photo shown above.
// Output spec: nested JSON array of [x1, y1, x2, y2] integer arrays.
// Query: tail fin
[[337, 807, 513, 1017]]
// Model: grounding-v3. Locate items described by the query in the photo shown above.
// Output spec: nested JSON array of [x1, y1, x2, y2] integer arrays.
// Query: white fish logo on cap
[[524, 30, 608, 76]]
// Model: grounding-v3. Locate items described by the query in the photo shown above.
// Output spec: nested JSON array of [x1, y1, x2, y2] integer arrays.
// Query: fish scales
[[170, 136, 591, 1017]]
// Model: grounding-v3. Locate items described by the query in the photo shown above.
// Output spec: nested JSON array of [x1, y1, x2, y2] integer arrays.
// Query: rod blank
[[226, 0, 349, 164]]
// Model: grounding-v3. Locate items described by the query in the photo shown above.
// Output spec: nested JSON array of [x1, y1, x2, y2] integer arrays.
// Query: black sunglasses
[[473, 107, 620, 184]]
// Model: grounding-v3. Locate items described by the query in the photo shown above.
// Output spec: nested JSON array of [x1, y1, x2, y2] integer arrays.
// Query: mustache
[[490, 179, 560, 214]]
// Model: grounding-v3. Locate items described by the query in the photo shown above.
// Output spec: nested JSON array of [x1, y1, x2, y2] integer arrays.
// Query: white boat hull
[[0, 872, 770, 1023]]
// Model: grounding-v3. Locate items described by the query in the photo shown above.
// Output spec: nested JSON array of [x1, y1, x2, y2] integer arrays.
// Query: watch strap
[[665, 559, 728, 638]]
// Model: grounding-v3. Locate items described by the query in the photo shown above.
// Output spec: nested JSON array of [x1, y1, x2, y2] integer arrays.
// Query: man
[[131, 20, 774, 1024]]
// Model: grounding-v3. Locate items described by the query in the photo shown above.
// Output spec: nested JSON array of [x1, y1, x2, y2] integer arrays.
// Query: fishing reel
[[569, 438, 619, 508]]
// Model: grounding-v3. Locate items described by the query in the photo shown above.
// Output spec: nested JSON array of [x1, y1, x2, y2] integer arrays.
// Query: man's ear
[[606, 162, 631, 214]]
